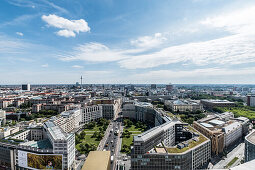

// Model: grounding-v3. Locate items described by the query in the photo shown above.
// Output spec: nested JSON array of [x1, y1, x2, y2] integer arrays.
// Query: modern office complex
[[164, 99, 203, 112], [0, 119, 75, 170], [193, 112, 249, 155], [245, 130, 255, 162], [123, 101, 211, 170], [200, 99, 235, 109]]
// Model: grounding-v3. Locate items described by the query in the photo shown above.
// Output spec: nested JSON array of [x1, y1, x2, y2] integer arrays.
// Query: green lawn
[[83, 125, 101, 132], [121, 125, 143, 153], [122, 136, 134, 148], [76, 124, 105, 153], [215, 106, 255, 120], [126, 125, 143, 132], [225, 157, 239, 168]]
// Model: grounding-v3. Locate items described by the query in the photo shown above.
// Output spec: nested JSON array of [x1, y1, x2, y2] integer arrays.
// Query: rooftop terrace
[[165, 126, 208, 154]]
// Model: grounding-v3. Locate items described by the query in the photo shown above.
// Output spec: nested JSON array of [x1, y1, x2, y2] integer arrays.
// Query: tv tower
[[80, 76, 83, 87]]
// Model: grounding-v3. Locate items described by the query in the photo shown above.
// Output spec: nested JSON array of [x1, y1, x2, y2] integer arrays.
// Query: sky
[[1, 0, 255, 84]]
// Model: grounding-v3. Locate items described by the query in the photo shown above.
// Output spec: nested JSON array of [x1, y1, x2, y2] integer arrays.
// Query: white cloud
[[41, 14, 90, 37], [119, 33, 255, 69], [59, 42, 128, 62], [131, 33, 167, 49], [72, 65, 83, 68], [16, 32, 23, 36], [57, 29, 75, 37], [132, 67, 255, 84], [41, 64, 49, 67], [201, 6, 255, 34]]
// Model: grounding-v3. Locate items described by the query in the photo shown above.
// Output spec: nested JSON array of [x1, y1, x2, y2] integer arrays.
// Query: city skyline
[[1, 0, 255, 84]]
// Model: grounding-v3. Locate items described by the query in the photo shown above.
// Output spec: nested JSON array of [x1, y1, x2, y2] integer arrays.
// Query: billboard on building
[[18, 150, 63, 170]]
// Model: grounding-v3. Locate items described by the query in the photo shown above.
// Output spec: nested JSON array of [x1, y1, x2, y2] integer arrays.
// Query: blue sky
[[1, 0, 255, 84]]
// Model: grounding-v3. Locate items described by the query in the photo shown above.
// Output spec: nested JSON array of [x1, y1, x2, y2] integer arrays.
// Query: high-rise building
[[21, 84, 30, 91], [151, 84, 156, 89], [166, 83, 173, 91], [247, 95, 255, 107]]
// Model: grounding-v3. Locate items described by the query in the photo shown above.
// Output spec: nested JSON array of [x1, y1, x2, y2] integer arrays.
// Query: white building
[[44, 121, 75, 170], [0, 109, 6, 126], [223, 121, 242, 148], [81, 105, 102, 124], [54, 109, 81, 133]]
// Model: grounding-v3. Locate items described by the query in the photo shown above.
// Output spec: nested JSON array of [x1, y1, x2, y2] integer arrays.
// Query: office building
[[124, 101, 211, 170], [151, 84, 156, 89], [247, 95, 255, 107], [81, 105, 102, 124], [21, 84, 30, 91], [54, 109, 81, 133], [193, 112, 248, 155], [132, 120, 210, 170], [245, 130, 255, 162], [0, 119, 75, 170]]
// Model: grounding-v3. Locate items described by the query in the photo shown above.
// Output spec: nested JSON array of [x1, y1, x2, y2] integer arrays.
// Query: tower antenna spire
[[80, 76, 83, 87]]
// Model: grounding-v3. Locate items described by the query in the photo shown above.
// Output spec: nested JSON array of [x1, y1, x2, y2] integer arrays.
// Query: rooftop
[[246, 130, 255, 145], [166, 126, 209, 153], [201, 99, 234, 103], [20, 139, 52, 149], [82, 151, 111, 170], [208, 119, 225, 126]]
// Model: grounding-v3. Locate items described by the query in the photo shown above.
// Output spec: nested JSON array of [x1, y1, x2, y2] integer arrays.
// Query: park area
[[214, 106, 255, 120], [121, 119, 147, 154], [75, 118, 109, 154]]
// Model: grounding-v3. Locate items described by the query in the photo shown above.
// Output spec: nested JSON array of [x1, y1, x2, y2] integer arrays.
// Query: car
[[111, 140, 113, 143], [105, 144, 109, 147], [123, 157, 128, 161]]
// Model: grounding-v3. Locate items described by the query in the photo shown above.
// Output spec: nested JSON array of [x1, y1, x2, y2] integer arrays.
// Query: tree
[[80, 131, 86, 139], [92, 131, 99, 138]]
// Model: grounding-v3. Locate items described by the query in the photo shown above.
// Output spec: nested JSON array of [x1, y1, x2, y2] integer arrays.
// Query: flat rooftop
[[155, 147, 166, 153], [166, 126, 209, 153], [82, 151, 110, 170], [246, 131, 255, 145], [20, 139, 52, 149], [202, 99, 234, 103]]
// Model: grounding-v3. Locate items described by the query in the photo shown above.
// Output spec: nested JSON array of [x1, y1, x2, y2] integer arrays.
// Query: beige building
[[193, 112, 248, 155], [82, 151, 111, 170]]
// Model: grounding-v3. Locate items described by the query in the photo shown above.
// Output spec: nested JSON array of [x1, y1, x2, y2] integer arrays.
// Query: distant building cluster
[[0, 94, 121, 170]]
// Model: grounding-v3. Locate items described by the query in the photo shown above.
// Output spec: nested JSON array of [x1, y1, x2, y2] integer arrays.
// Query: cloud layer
[[42, 14, 90, 37]]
